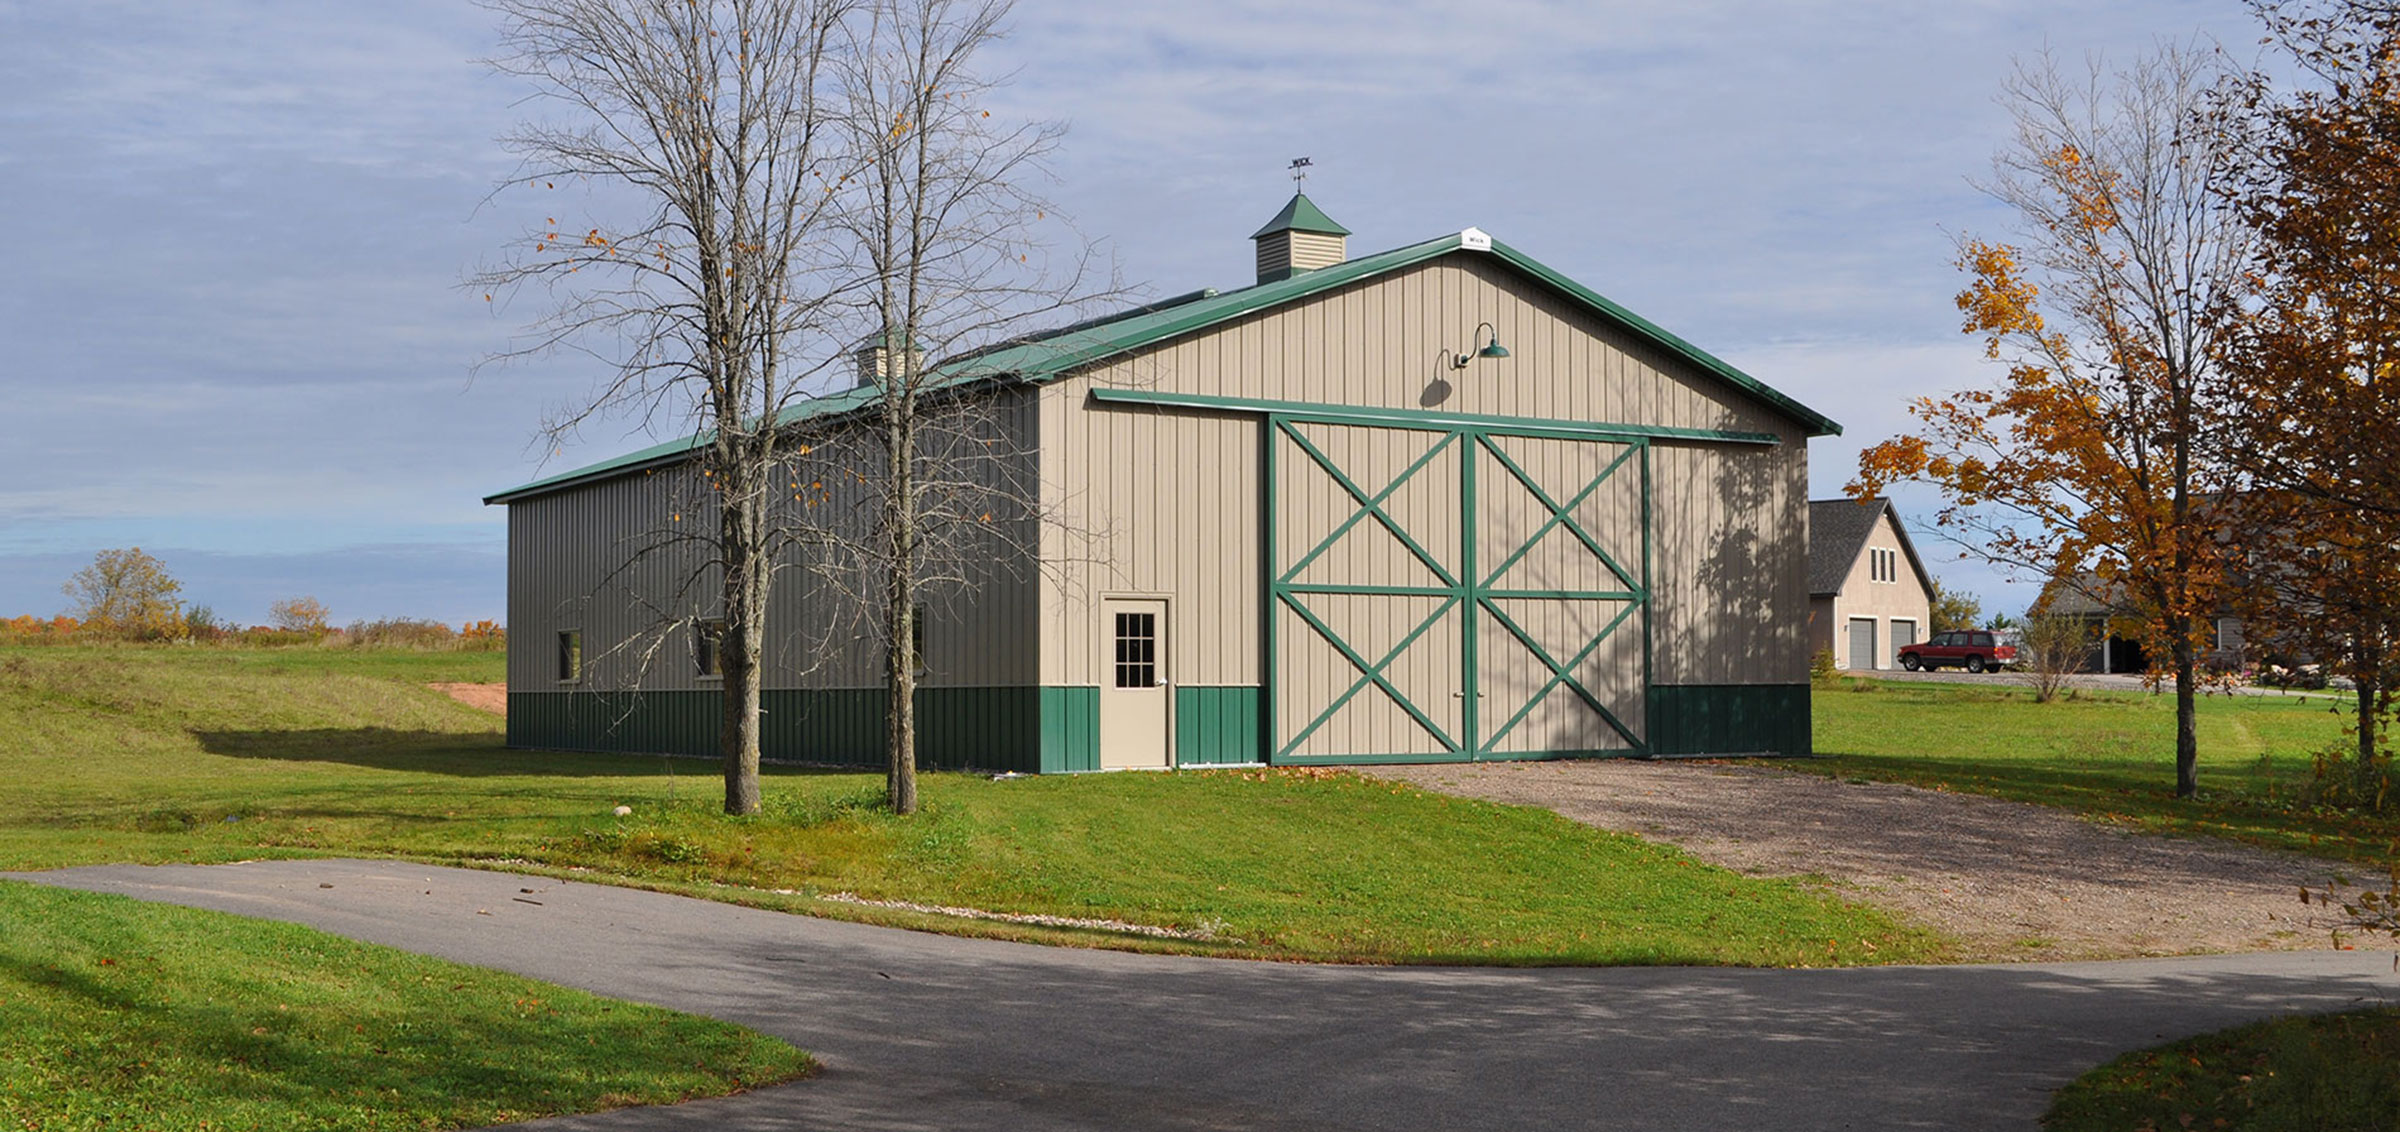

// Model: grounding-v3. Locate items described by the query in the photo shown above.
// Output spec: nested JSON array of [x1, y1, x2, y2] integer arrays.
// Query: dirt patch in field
[[430, 682, 506, 715], [1365, 760, 2359, 963]]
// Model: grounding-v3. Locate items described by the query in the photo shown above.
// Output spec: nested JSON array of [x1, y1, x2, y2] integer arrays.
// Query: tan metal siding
[[1648, 438, 1809, 685], [1040, 251, 1810, 696], [1037, 381, 1262, 690]]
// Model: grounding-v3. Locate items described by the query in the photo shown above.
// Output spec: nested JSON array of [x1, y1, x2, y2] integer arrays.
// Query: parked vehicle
[[1898, 629, 2016, 673]]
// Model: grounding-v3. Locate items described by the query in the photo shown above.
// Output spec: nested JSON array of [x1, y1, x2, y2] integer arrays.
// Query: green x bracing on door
[[1266, 411, 1652, 764]]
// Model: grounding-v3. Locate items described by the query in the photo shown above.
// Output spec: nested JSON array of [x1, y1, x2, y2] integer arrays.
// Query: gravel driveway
[[1366, 760, 2353, 962]]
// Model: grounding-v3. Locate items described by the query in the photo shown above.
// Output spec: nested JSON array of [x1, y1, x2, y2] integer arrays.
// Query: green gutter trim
[[482, 439, 706, 505], [1088, 388, 1784, 445]]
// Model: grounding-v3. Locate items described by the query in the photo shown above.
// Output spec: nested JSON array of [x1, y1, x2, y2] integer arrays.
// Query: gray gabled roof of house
[[1807, 497, 1933, 597], [487, 229, 1843, 505], [2037, 573, 2124, 617]]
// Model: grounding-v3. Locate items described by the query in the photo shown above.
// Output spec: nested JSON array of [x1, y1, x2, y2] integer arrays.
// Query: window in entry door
[[1114, 612, 1157, 689]]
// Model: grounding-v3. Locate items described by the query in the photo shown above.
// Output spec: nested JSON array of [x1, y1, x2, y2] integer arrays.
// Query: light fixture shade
[[1478, 340, 1510, 360]]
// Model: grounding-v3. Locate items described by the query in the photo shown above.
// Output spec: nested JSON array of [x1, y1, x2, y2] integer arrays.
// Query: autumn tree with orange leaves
[[63, 548, 183, 640], [2221, 0, 2400, 796], [1854, 44, 2253, 799]]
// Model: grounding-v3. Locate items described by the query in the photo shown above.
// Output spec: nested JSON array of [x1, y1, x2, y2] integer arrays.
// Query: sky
[[0, 0, 2262, 626]]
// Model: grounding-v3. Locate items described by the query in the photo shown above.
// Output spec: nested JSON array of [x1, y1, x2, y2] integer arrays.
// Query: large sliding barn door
[[1268, 416, 1649, 763]]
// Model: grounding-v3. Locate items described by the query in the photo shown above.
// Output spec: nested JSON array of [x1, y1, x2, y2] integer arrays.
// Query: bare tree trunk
[[2357, 660, 2381, 797], [2172, 626, 2199, 798], [722, 473, 767, 815], [885, 381, 919, 815]]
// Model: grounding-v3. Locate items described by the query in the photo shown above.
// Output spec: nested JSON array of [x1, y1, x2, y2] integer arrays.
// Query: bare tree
[[831, 0, 1108, 814], [477, 0, 856, 814], [2016, 609, 2092, 704], [1855, 43, 2254, 798]]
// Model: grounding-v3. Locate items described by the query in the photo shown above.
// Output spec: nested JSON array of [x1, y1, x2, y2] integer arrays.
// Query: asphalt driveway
[[15, 859, 2397, 1131]]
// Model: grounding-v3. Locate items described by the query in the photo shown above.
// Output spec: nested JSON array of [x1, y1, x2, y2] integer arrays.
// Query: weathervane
[[1288, 156, 1312, 191]]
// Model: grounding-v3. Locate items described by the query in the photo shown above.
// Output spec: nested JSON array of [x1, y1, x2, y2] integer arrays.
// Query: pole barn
[[487, 196, 1842, 771]]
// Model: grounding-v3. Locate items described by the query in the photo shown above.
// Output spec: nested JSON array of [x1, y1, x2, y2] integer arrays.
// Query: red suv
[[1899, 629, 2016, 673]]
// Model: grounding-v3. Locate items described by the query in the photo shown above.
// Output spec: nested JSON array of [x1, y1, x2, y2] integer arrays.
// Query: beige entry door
[[1100, 599, 1171, 769]]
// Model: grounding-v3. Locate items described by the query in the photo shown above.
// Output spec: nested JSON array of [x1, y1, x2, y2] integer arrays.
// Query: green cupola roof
[[1250, 192, 1352, 239]]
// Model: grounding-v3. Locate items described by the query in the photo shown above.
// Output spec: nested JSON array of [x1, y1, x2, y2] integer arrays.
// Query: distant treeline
[[1, 614, 506, 651]]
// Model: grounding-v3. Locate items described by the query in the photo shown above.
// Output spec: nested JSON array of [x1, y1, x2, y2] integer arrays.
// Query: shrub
[[182, 606, 228, 642], [2297, 743, 2399, 813], [2017, 612, 2091, 704], [1809, 647, 1840, 685], [268, 596, 331, 636], [344, 618, 458, 649], [1, 614, 82, 643], [457, 619, 508, 652]]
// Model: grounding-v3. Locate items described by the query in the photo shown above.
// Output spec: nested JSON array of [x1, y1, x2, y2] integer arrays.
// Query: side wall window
[[695, 619, 725, 677], [557, 630, 583, 683]]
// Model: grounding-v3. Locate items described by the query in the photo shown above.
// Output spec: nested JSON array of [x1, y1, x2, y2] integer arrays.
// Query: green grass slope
[[0, 645, 1941, 966], [0, 880, 808, 1131], [2043, 1008, 2400, 1131]]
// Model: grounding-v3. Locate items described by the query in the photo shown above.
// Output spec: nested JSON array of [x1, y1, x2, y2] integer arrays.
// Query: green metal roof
[[1249, 192, 1352, 239], [485, 229, 1841, 504]]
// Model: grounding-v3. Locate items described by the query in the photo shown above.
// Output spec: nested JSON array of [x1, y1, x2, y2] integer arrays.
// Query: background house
[[1807, 498, 1934, 671], [2038, 576, 2249, 674], [489, 195, 1843, 769]]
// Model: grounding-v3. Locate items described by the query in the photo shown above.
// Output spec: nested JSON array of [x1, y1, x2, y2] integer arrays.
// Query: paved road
[[15, 859, 2398, 1131]]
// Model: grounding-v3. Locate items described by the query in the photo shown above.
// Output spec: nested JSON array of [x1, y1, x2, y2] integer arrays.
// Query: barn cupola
[[1251, 192, 1351, 284]]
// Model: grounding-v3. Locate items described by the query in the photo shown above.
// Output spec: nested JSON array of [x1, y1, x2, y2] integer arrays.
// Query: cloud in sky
[[0, 0, 2258, 623]]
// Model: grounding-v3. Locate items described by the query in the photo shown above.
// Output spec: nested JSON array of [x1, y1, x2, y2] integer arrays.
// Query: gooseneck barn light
[[1448, 321, 1510, 369]]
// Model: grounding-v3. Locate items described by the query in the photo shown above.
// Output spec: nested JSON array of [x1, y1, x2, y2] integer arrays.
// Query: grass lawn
[[0, 644, 1942, 967], [2042, 1008, 2400, 1131], [1807, 678, 2396, 864], [0, 880, 807, 1131]]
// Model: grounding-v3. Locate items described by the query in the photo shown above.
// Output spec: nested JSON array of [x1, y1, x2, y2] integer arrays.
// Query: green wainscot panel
[[1644, 684, 1811, 757], [1038, 687, 1100, 774], [1174, 686, 1263, 766], [508, 687, 1050, 773], [508, 689, 723, 759]]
